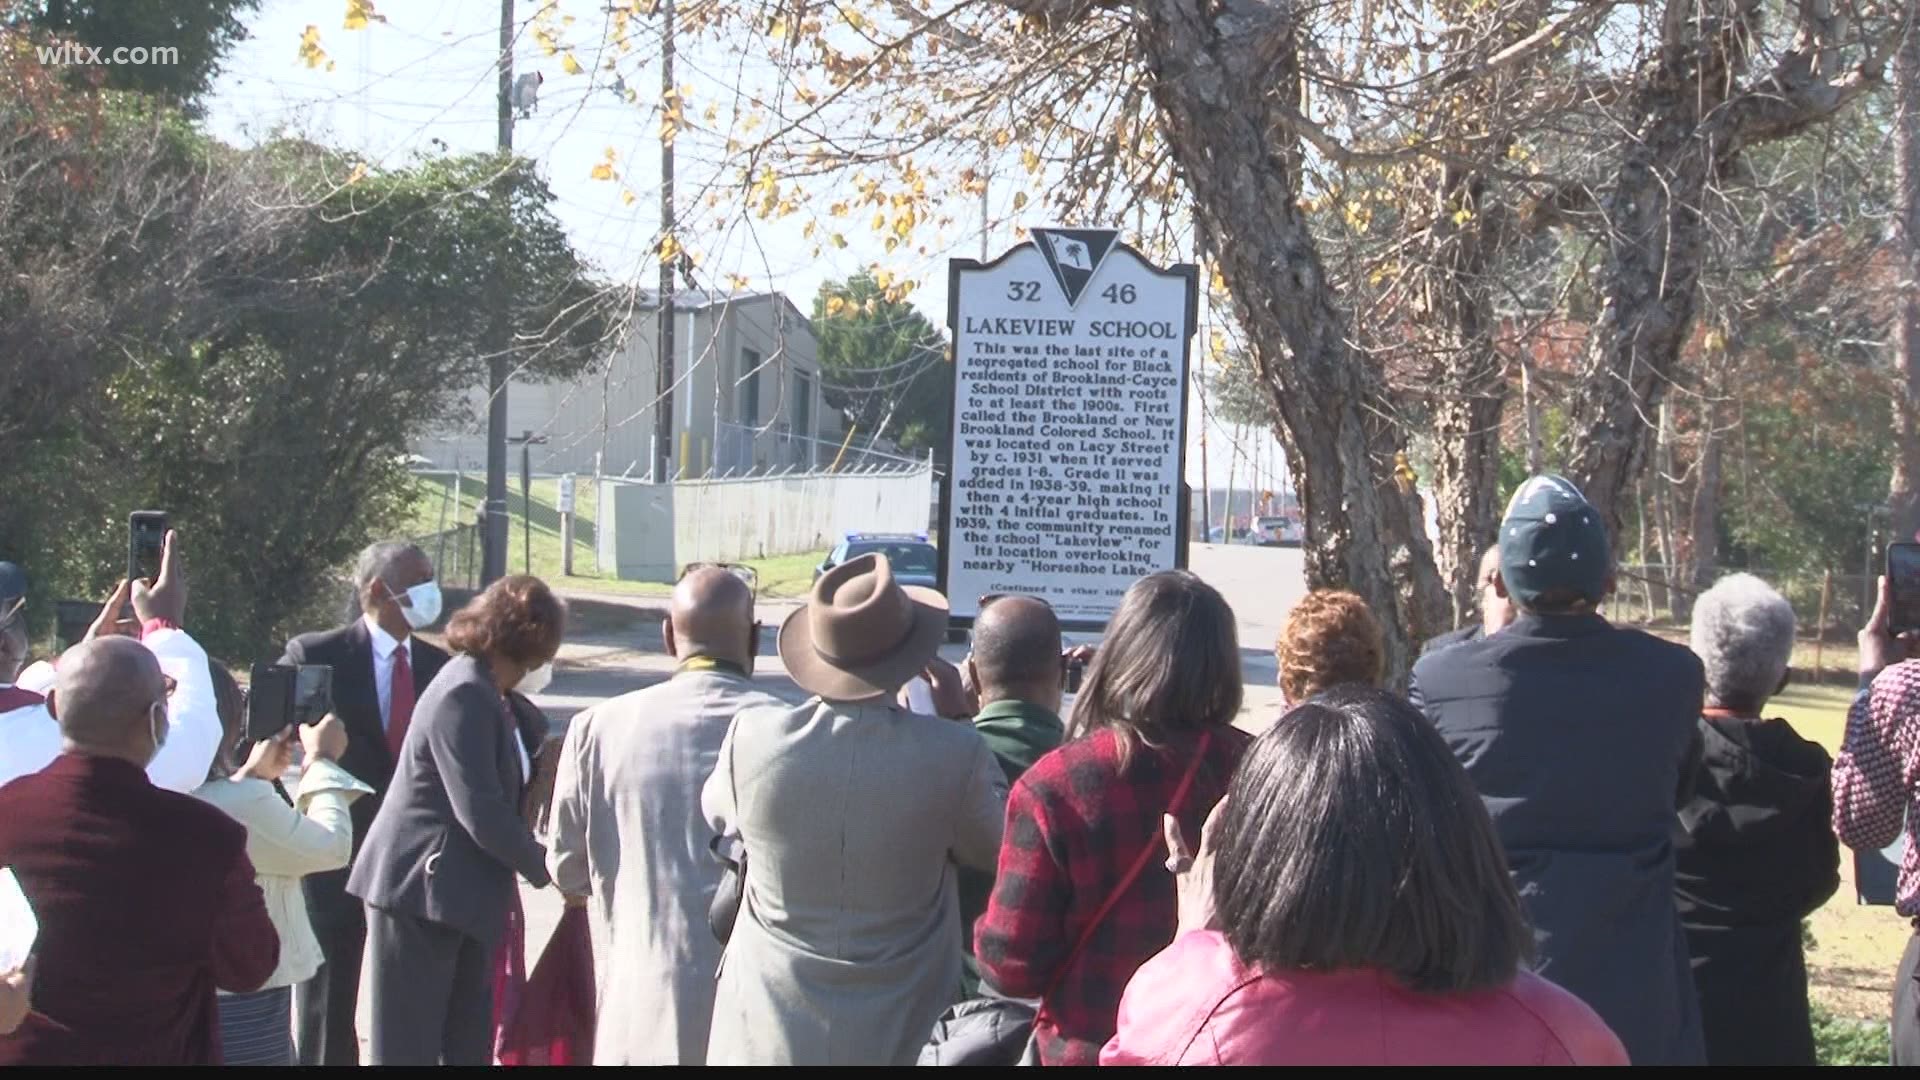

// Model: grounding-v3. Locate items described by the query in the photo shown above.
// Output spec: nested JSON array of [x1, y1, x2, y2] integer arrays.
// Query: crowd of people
[[0, 470, 1918, 1065]]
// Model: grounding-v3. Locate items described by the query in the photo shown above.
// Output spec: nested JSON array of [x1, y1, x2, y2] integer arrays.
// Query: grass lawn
[[402, 472, 824, 600]]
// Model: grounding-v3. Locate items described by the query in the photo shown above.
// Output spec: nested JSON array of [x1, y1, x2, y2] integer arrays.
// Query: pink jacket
[[1100, 931, 1629, 1066]]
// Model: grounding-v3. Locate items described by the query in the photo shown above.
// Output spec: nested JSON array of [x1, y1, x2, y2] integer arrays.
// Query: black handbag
[[708, 833, 746, 943], [920, 731, 1215, 1067], [916, 992, 1041, 1066]]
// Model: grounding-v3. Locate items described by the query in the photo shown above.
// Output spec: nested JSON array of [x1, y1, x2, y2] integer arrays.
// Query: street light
[[510, 430, 550, 574]]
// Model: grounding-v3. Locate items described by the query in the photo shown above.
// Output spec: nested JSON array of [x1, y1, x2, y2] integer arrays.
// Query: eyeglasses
[[680, 562, 759, 595]]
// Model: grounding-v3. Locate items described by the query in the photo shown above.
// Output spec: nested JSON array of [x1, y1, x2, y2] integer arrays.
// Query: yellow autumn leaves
[[303, 0, 383, 69]]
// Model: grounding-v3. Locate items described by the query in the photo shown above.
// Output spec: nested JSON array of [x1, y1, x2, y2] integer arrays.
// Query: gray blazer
[[348, 653, 550, 945]]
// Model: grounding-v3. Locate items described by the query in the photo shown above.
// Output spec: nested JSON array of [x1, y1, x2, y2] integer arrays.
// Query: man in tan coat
[[547, 567, 789, 1065]]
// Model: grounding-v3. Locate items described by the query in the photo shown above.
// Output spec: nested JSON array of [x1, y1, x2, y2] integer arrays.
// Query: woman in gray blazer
[[348, 575, 565, 1065], [703, 554, 1007, 1065]]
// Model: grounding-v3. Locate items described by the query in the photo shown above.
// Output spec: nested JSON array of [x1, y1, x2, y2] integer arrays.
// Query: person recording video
[[193, 664, 371, 1066], [278, 540, 449, 1067], [0, 532, 222, 794]]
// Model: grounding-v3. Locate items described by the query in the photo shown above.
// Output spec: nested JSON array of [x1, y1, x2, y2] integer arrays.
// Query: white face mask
[[391, 580, 443, 630], [517, 661, 554, 695]]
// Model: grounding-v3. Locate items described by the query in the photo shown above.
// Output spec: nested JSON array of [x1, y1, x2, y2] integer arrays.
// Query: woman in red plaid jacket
[[973, 571, 1251, 1066]]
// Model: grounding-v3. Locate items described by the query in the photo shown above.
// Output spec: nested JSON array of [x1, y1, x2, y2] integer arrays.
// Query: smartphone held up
[[127, 512, 168, 586], [1887, 542, 1920, 639], [246, 663, 333, 744]]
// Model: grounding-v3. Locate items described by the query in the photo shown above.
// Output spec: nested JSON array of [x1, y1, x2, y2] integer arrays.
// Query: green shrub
[[1812, 1004, 1890, 1067]]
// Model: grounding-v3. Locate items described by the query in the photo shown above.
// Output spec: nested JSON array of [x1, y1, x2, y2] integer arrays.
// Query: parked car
[[1251, 515, 1303, 546], [815, 532, 940, 589], [1205, 524, 1258, 545]]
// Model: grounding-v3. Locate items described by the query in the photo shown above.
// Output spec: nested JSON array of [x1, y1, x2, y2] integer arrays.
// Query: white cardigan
[[195, 759, 372, 989]]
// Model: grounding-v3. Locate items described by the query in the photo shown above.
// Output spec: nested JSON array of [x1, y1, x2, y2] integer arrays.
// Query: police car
[[815, 533, 940, 590]]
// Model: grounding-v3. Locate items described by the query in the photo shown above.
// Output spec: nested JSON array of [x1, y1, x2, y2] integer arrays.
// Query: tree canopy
[[810, 272, 950, 460], [0, 37, 613, 658], [6, 0, 259, 112]]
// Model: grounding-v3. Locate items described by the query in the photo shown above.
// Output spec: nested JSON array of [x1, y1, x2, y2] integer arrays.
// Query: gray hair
[[350, 540, 427, 617], [1690, 573, 1796, 710]]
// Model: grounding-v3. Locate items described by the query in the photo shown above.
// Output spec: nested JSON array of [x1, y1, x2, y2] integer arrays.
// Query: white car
[[1250, 516, 1302, 546]]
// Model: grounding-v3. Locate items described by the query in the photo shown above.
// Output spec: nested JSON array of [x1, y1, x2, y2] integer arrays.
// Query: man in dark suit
[[282, 540, 448, 1066], [0, 635, 278, 1064], [1410, 475, 1707, 1065]]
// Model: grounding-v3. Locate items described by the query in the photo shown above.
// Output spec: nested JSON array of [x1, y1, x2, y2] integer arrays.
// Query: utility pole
[[483, 0, 515, 584], [651, 0, 678, 483]]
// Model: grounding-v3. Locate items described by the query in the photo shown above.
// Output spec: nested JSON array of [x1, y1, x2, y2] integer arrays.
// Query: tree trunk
[[1425, 166, 1506, 629], [1558, 0, 1752, 535], [1652, 401, 1678, 619], [1892, 21, 1920, 543], [1687, 373, 1724, 599], [1520, 356, 1545, 473], [1133, 2, 1447, 680]]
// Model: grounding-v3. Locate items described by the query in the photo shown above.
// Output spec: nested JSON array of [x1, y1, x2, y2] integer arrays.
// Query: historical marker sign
[[939, 229, 1197, 628]]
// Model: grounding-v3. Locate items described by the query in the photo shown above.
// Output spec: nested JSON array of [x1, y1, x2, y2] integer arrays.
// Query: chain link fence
[[1609, 563, 1873, 682]]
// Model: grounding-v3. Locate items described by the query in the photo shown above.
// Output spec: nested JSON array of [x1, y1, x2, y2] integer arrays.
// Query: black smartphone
[[246, 662, 332, 742], [1064, 653, 1087, 694], [128, 511, 169, 585], [53, 600, 97, 651], [1889, 542, 1920, 637]]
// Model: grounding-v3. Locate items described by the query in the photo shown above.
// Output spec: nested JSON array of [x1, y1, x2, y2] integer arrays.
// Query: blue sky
[[200, 0, 1289, 505]]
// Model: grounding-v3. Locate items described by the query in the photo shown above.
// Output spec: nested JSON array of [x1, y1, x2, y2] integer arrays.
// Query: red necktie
[[388, 644, 416, 755]]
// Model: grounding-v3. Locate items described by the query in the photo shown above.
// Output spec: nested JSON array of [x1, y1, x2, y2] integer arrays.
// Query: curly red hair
[[445, 575, 567, 668], [1277, 589, 1385, 703]]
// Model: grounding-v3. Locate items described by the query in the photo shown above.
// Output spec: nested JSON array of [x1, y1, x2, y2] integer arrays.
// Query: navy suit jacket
[[282, 621, 448, 924], [1411, 613, 1707, 1065]]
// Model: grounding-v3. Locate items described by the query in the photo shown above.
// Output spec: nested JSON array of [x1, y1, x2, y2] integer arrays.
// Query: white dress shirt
[[364, 615, 415, 733]]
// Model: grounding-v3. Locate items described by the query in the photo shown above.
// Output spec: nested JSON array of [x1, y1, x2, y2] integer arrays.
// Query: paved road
[[534, 542, 1303, 730], [506, 543, 1307, 949]]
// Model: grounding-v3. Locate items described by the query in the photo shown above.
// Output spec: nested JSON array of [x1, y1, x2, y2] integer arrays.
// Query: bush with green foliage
[[1, 90, 610, 661]]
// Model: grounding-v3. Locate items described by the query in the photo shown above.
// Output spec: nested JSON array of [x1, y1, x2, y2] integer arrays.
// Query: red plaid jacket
[[974, 725, 1249, 1067]]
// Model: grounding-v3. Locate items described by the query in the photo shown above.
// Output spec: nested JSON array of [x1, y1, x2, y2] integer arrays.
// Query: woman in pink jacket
[[1102, 686, 1628, 1067]]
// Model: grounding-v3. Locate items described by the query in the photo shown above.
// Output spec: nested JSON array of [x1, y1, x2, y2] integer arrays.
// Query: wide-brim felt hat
[[779, 552, 949, 702]]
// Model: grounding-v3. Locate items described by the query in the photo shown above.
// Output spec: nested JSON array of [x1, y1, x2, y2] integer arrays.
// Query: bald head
[[54, 637, 165, 760], [666, 567, 757, 667], [970, 596, 1063, 709]]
